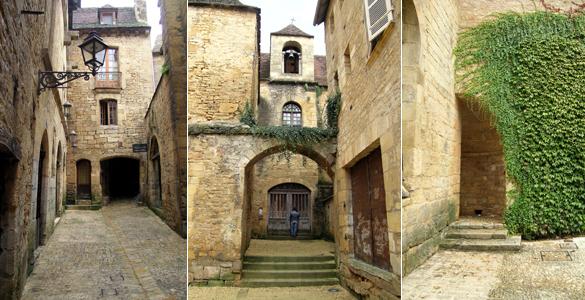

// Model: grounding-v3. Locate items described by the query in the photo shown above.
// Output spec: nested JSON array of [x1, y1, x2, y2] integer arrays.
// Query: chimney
[[134, 0, 147, 23]]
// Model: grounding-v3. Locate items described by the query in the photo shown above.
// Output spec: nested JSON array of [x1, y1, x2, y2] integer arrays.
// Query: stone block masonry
[[0, 0, 70, 298]]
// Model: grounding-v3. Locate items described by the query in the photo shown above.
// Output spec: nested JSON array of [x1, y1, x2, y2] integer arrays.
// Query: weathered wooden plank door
[[351, 148, 390, 270], [268, 183, 311, 236]]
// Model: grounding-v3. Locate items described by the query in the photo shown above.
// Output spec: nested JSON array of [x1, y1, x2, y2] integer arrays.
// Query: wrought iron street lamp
[[62, 100, 72, 119], [38, 31, 109, 93]]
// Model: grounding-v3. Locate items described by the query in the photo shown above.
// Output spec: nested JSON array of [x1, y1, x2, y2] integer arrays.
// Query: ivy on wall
[[455, 12, 585, 239]]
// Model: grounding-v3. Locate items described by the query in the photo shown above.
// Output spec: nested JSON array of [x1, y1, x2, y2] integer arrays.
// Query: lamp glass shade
[[63, 100, 72, 117], [79, 32, 108, 75]]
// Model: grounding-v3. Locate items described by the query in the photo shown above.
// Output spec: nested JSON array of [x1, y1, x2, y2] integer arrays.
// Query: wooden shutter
[[351, 147, 390, 270], [364, 0, 393, 41]]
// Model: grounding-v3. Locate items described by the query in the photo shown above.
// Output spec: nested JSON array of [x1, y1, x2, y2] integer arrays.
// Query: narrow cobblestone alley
[[22, 201, 187, 300]]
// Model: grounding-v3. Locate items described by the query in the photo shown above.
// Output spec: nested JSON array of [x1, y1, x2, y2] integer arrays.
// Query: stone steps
[[445, 228, 508, 240], [440, 220, 521, 251], [440, 236, 522, 251], [241, 255, 339, 287], [240, 278, 340, 287], [65, 204, 101, 211]]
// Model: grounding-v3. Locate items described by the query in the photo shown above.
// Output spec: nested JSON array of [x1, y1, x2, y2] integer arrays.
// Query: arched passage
[[76, 159, 92, 199], [55, 142, 62, 216], [0, 141, 19, 279], [241, 143, 335, 255], [100, 157, 140, 200], [458, 99, 506, 218], [149, 137, 162, 208], [35, 131, 49, 248]]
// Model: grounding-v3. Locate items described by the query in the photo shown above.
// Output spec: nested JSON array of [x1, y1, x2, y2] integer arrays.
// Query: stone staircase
[[241, 255, 339, 287], [440, 219, 521, 251], [267, 230, 313, 240]]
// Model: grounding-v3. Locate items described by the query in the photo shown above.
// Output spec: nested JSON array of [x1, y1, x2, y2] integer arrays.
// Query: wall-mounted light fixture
[[38, 31, 109, 94], [62, 100, 72, 119], [70, 130, 78, 148]]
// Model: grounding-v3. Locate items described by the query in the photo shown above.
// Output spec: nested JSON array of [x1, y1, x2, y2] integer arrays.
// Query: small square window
[[100, 12, 115, 25]]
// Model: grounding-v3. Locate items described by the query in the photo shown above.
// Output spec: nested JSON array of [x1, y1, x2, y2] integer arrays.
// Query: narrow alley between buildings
[[22, 201, 186, 300]]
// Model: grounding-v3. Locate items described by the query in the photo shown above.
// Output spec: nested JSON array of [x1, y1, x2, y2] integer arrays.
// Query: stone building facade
[[144, 0, 188, 237], [314, 0, 402, 298], [250, 24, 332, 240], [65, 2, 153, 206], [187, 0, 340, 286], [0, 0, 76, 298], [401, 0, 580, 275]]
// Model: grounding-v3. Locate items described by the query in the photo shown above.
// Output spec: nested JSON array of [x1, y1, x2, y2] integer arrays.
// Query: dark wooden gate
[[268, 183, 311, 236], [350, 147, 390, 270]]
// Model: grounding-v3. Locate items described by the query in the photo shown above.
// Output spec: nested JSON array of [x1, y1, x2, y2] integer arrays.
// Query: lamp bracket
[[38, 71, 92, 94]]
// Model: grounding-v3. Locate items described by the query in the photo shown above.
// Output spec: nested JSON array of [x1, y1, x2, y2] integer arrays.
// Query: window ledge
[[347, 257, 396, 282]]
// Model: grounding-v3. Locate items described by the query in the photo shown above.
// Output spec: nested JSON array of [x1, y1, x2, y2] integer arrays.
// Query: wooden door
[[350, 147, 390, 270], [268, 183, 311, 236], [76, 160, 91, 199]]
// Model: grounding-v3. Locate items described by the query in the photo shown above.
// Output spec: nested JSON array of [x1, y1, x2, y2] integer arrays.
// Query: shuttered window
[[364, 0, 394, 42], [350, 147, 390, 271], [99, 100, 117, 125], [282, 102, 302, 127]]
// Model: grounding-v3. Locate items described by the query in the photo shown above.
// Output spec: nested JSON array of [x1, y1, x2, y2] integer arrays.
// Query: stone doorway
[[267, 183, 311, 237], [459, 99, 506, 218], [35, 132, 49, 249], [100, 157, 140, 201], [76, 159, 92, 199]]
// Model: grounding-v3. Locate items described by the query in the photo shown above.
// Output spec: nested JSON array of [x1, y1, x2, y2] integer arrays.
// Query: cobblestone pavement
[[188, 285, 356, 300], [22, 201, 186, 300], [403, 237, 585, 299]]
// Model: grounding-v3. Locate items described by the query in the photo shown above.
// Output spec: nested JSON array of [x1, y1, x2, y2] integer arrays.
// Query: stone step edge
[[243, 269, 337, 274], [450, 222, 505, 230], [445, 229, 509, 239], [245, 255, 335, 260], [244, 260, 336, 265], [440, 236, 522, 251]]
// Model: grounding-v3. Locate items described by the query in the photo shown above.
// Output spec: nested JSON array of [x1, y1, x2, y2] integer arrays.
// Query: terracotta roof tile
[[72, 6, 148, 29]]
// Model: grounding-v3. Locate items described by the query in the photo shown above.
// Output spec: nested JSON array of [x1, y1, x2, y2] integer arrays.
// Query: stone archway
[[188, 133, 336, 273], [458, 99, 506, 218], [0, 140, 19, 285], [35, 131, 49, 249], [100, 157, 140, 201]]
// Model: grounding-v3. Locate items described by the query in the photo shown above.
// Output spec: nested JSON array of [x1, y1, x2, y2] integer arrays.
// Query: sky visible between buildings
[[81, 0, 162, 48], [240, 0, 326, 55]]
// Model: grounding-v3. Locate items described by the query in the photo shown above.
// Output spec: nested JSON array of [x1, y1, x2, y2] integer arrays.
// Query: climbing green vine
[[455, 12, 585, 239]]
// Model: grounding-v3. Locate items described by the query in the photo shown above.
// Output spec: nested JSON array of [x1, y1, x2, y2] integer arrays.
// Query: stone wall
[[144, 0, 188, 237], [320, 0, 402, 298], [187, 4, 260, 123], [402, 0, 579, 276], [0, 0, 69, 298], [401, 0, 460, 276], [65, 29, 154, 204], [257, 82, 326, 127], [459, 100, 506, 217]]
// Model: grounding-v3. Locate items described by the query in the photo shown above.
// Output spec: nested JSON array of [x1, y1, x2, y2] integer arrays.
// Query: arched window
[[99, 99, 117, 125], [282, 102, 302, 126], [283, 42, 302, 74]]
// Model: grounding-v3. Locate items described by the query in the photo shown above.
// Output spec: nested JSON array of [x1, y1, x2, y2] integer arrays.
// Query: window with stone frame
[[99, 100, 117, 125], [282, 102, 302, 126], [96, 48, 119, 81]]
